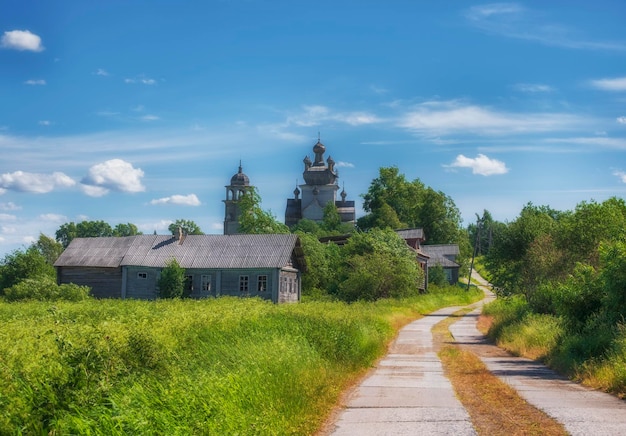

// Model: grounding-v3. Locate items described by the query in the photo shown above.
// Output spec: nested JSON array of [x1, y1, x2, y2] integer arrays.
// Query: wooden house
[[54, 233, 306, 303], [421, 244, 461, 285]]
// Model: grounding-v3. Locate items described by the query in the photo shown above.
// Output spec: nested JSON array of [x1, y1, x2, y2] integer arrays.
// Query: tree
[[0, 247, 55, 294], [168, 219, 203, 236], [35, 233, 64, 265], [157, 258, 185, 298], [113, 223, 142, 237], [296, 232, 342, 297], [336, 228, 423, 301], [358, 166, 463, 245], [237, 188, 290, 234], [56, 220, 114, 248]]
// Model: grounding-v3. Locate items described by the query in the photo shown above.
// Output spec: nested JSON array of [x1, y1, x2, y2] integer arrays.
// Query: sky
[[1, 0, 626, 256]]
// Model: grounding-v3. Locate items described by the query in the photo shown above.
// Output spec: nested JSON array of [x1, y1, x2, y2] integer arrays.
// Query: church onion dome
[[230, 164, 250, 186]]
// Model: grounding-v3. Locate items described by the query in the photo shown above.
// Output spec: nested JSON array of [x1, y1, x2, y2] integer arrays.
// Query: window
[[201, 275, 212, 292], [137, 272, 147, 279], [185, 275, 194, 292], [257, 275, 267, 292], [239, 275, 249, 292]]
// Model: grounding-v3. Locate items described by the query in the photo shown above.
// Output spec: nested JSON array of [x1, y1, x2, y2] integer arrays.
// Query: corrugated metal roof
[[54, 234, 304, 270], [395, 228, 425, 240], [422, 244, 460, 268]]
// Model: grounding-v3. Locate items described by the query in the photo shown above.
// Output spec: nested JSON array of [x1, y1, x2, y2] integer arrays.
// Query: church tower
[[285, 139, 355, 227], [223, 163, 253, 235]]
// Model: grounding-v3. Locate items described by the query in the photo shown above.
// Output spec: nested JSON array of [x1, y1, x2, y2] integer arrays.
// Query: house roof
[[54, 234, 306, 271], [394, 228, 425, 240], [421, 244, 460, 268]]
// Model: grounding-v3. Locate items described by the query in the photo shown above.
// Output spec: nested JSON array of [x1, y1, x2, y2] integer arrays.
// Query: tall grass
[[0, 286, 482, 435]]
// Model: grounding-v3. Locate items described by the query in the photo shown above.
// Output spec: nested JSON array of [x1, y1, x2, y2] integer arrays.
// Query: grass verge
[[433, 309, 568, 436], [0, 286, 482, 435]]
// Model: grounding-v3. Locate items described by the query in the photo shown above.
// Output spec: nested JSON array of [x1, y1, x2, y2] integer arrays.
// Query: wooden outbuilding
[[54, 233, 306, 303]]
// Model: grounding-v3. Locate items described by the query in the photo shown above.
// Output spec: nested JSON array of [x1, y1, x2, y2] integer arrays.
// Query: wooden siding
[[57, 266, 122, 298], [278, 270, 300, 303], [219, 268, 276, 301]]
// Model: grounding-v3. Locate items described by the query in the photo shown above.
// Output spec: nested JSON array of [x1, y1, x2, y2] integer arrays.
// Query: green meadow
[[0, 286, 481, 435]]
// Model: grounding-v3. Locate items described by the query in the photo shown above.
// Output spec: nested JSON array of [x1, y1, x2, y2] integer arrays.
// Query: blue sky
[[1, 1, 626, 255]]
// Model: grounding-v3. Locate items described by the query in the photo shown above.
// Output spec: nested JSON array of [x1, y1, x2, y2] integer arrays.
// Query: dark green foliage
[[336, 229, 423, 301], [56, 220, 115, 248], [237, 187, 290, 234], [358, 166, 463, 246], [168, 219, 203, 235], [297, 232, 341, 297], [34, 233, 64, 265], [428, 264, 448, 287], [113, 222, 142, 237], [0, 246, 55, 294], [157, 258, 185, 299], [4, 277, 91, 302]]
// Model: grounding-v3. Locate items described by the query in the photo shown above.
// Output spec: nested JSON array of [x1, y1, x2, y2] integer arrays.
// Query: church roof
[[230, 164, 250, 186]]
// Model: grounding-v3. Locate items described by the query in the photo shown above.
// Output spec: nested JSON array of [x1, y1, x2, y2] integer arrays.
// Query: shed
[[54, 234, 306, 303]]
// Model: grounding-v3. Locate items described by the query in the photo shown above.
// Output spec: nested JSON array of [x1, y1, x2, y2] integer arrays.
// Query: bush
[[4, 277, 91, 302], [428, 264, 448, 287], [158, 258, 185, 299]]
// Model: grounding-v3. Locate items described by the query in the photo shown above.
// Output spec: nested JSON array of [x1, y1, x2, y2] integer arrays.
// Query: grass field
[[0, 285, 481, 435]]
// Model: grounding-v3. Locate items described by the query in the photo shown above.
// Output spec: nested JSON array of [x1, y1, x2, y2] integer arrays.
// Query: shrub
[[158, 258, 185, 298], [4, 277, 91, 302]]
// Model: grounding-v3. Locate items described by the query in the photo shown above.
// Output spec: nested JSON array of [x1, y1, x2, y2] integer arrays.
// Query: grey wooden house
[[421, 244, 461, 284], [54, 234, 306, 303]]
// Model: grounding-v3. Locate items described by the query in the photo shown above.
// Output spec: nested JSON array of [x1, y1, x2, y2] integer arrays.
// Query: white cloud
[[513, 83, 553, 93], [466, 4, 626, 51], [39, 213, 67, 222], [24, 79, 46, 86], [0, 171, 76, 193], [150, 194, 201, 206], [590, 77, 626, 91], [399, 101, 581, 136], [81, 159, 145, 195], [446, 154, 509, 176], [0, 214, 17, 221], [94, 68, 109, 76], [617, 117, 626, 124], [38, 120, 52, 126], [140, 115, 160, 121], [0, 202, 20, 211], [614, 171, 626, 183], [286, 105, 381, 127], [546, 136, 626, 150], [125, 76, 157, 85], [336, 161, 355, 168], [1, 30, 44, 52]]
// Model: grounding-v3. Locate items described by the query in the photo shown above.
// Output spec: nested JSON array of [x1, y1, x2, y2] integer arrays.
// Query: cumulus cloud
[[446, 154, 509, 176], [24, 79, 46, 85], [0, 171, 76, 193], [1, 30, 44, 52], [590, 77, 626, 91], [398, 101, 581, 136], [614, 171, 626, 183], [150, 194, 201, 206], [38, 120, 52, 126], [94, 68, 109, 76], [0, 214, 17, 221], [81, 159, 145, 196], [617, 116, 626, 124]]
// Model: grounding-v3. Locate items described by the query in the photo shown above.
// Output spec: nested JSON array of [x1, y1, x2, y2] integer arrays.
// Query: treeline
[[482, 197, 626, 395], [1, 166, 470, 302]]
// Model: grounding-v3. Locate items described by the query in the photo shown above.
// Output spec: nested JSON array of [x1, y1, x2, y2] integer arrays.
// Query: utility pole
[[467, 213, 482, 291]]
